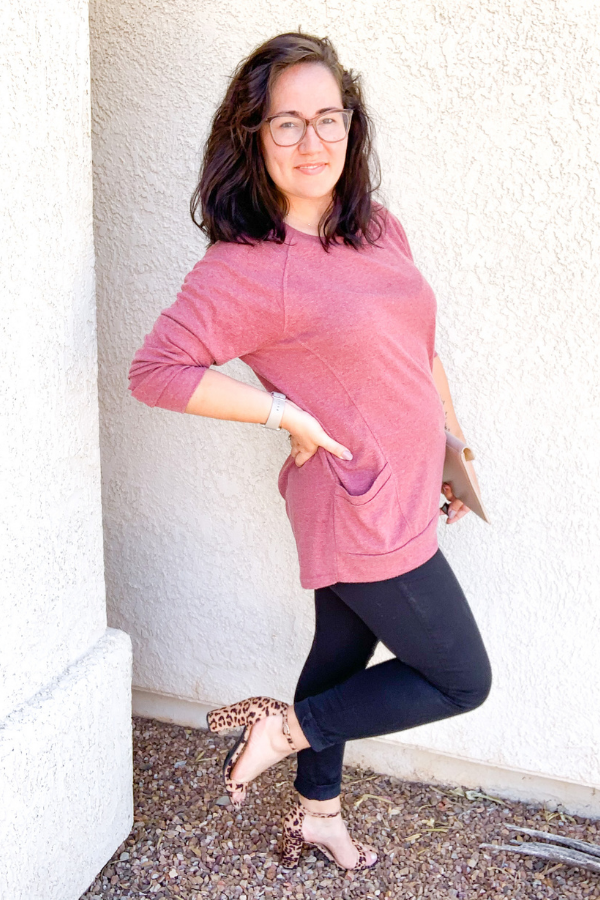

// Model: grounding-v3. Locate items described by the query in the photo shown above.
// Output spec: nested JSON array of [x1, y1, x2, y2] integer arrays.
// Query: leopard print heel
[[207, 696, 298, 807], [279, 801, 378, 871]]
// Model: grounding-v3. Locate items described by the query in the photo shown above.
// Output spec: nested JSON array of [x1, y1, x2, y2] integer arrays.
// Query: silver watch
[[262, 391, 287, 429]]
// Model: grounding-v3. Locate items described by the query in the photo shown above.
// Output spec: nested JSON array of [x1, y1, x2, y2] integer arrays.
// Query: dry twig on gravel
[[482, 824, 600, 875]]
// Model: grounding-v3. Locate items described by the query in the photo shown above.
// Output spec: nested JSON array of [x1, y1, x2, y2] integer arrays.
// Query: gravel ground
[[81, 717, 600, 900]]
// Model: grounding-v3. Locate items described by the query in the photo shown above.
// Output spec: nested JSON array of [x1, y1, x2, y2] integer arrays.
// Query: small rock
[[174, 760, 186, 768], [265, 866, 277, 880], [215, 795, 230, 806], [119, 851, 129, 860]]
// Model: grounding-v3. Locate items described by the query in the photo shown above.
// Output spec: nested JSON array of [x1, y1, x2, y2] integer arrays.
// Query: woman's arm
[[432, 354, 466, 441], [184, 368, 353, 465], [432, 354, 475, 523], [184, 367, 273, 423]]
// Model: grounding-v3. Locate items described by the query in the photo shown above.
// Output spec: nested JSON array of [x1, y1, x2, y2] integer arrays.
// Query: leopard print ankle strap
[[299, 802, 341, 818], [281, 706, 299, 752]]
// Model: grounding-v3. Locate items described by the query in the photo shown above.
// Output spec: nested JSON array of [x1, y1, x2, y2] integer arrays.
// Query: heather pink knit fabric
[[128, 207, 446, 589]]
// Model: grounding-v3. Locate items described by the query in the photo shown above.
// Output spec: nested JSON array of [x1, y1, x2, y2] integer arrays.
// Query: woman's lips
[[295, 163, 327, 175]]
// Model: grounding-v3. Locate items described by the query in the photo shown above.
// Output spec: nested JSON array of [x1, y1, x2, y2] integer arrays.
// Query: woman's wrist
[[262, 392, 287, 429], [280, 399, 298, 433], [445, 415, 466, 443]]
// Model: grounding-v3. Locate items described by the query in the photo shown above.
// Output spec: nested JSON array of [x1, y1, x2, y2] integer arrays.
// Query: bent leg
[[293, 584, 378, 800], [294, 549, 492, 753]]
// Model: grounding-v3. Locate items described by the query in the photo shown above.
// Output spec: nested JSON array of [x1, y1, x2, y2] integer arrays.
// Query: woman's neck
[[284, 197, 332, 236]]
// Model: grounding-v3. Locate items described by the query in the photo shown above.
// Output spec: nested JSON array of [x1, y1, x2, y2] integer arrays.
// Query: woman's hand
[[281, 399, 353, 468], [440, 482, 471, 524]]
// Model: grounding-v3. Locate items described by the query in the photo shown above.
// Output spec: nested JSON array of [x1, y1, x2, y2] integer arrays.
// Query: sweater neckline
[[284, 222, 323, 243]]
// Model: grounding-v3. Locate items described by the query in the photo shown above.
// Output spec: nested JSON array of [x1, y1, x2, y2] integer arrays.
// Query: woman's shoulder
[[371, 202, 414, 261], [188, 235, 289, 278], [181, 236, 290, 294]]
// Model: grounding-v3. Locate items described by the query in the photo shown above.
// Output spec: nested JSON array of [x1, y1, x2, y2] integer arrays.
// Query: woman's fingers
[[441, 482, 471, 523], [447, 501, 466, 522], [293, 442, 352, 468], [286, 407, 352, 464], [329, 440, 353, 460]]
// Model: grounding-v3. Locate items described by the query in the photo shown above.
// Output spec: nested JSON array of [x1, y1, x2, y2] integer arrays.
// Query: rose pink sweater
[[128, 206, 446, 589]]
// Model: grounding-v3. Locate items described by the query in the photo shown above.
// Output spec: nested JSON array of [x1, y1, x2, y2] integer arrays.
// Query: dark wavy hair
[[190, 31, 383, 251]]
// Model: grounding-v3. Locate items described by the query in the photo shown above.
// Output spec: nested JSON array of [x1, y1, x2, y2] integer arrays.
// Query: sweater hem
[[299, 514, 440, 590]]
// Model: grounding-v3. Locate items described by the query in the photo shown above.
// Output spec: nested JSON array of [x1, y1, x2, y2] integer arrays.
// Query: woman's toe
[[361, 843, 378, 866]]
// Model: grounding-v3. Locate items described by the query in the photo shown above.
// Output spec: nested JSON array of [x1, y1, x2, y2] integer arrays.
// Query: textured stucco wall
[[91, 0, 600, 797], [1, 1, 133, 896], [0, 630, 133, 900], [1, 0, 106, 721]]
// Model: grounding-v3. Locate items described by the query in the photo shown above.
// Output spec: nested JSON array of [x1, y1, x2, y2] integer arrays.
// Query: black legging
[[292, 548, 492, 800]]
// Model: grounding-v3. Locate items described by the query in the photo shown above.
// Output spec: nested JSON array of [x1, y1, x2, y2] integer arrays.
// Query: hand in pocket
[[281, 399, 353, 468]]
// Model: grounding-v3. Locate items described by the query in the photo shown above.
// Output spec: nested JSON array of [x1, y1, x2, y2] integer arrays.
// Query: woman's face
[[261, 62, 348, 211]]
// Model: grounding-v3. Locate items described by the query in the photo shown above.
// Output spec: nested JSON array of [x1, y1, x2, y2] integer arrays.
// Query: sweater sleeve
[[127, 243, 286, 413]]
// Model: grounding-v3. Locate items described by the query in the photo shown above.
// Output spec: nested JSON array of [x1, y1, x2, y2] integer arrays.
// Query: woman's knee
[[457, 657, 493, 712]]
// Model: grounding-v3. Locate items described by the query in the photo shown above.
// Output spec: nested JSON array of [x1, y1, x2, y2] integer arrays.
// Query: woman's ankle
[[297, 792, 342, 816], [286, 704, 311, 751]]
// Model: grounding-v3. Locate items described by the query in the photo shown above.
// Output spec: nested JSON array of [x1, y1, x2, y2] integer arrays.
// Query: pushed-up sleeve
[[127, 243, 286, 413]]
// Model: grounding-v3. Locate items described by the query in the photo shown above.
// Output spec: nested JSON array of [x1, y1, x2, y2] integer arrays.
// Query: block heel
[[279, 801, 378, 871]]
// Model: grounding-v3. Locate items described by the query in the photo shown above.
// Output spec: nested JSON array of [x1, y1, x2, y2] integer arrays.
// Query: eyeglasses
[[264, 108, 354, 147]]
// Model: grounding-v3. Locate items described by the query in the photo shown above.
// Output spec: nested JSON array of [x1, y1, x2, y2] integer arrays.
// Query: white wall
[[90, 0, 600, 815], [0, 2, 133, 897]]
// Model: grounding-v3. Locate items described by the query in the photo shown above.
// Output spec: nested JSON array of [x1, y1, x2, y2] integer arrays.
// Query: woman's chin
[[285, 182, 337, 203]]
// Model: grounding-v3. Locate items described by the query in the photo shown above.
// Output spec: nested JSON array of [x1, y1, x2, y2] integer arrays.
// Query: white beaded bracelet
[[262, 391, 287, 430]]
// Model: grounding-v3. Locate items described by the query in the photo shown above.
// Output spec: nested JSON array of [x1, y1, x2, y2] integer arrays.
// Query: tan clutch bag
[[442, 430, 490, 524]]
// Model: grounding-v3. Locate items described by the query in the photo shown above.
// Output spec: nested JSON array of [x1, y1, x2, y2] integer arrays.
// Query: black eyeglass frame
[[262, 108, 354, 146]]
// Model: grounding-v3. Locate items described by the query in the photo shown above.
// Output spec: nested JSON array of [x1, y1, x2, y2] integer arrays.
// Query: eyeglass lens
[[270, 111, 350, 146]]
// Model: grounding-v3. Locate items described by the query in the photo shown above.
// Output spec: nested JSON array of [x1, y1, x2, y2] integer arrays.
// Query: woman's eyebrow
[[271, 106, 339, 116]]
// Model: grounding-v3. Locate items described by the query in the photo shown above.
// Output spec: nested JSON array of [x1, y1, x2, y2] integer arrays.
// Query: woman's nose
[[298, 123, 324, 152]]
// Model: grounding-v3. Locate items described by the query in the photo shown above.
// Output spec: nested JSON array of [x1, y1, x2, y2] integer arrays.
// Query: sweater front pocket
[[330, 460, 411, 557]]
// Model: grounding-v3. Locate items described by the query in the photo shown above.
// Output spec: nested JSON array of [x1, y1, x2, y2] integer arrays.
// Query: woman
[[128, 32, 492, 873]]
